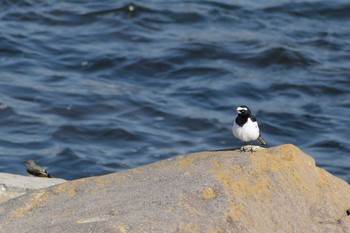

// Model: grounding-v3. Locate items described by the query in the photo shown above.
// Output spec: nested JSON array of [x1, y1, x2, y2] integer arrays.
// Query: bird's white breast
[[232, 118, 260, 142]]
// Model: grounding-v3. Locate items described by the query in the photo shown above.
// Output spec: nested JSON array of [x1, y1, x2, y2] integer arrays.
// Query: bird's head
[[236, 105, 251, 115], [25, 160, 35, 166]]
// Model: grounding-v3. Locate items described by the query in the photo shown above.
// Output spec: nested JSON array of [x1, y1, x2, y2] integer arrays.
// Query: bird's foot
[[240, 145, 265, 153]]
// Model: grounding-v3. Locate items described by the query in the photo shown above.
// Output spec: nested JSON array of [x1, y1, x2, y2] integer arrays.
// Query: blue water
[[0, 0, 349, 182]]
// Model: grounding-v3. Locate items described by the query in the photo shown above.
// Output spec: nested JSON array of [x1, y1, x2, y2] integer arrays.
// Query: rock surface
[[0, 173, 66, 205], [0, 144, 349, 233]]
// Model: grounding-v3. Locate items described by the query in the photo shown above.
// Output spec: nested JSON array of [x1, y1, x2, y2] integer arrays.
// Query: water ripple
[[0, 0, 349, 182]]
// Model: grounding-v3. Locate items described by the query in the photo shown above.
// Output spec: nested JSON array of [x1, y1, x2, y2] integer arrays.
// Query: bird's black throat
[[235, 114, 257, 127], [235, 114, 248, 127]]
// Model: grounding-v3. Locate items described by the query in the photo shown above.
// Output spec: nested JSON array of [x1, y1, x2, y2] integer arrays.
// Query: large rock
[[0, 173, 66, 205], [0, 144, 349, 233]]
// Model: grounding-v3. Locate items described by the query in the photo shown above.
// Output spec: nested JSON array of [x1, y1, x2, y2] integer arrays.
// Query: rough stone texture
[[0, 144, 349, 233], [0, 173, 66, 205]]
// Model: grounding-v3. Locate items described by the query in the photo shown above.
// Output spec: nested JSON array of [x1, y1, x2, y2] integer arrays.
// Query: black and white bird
[[232, 105, 267, 151], [25, 160, 53, 178]]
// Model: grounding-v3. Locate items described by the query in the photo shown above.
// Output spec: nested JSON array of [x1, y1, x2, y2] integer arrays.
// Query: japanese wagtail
[[232, 105, 267, 152], [25, 160, 53, 178]]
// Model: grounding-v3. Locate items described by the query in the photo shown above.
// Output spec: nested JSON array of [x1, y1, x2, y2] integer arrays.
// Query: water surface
[[0, 0, 349, 181]]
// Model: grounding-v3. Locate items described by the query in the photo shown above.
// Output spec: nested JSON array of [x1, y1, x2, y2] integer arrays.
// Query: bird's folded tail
[[257, 135, 267, 146]]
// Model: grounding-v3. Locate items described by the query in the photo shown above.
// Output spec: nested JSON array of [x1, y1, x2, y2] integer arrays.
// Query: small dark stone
[[346, 209, 350, 216]]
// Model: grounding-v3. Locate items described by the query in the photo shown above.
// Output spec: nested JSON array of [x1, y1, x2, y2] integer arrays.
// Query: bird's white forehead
[[237, 106, 248, 111]]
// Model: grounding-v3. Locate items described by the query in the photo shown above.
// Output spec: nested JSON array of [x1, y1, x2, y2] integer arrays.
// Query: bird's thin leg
[[250, 141, 253, 153]]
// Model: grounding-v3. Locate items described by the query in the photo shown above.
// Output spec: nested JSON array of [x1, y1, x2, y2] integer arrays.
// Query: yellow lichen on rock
[[209, 225, 225, 233], [95, 174, 123, 189], [202, 187, 218, 200], [227, 199, 243, 221], [53, 179, 86, 197], [13, 189, 50, 217], [176, 155, 195, 170], [112, 223, 128, 233], [208, 144, 350, 232], [95, 176, 109, 188], [176, 222, 200, 233]]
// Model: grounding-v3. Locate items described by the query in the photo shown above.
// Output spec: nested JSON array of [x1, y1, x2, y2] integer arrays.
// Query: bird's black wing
[[250, 115, 257, 122], [26, 168, 49, 177]]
